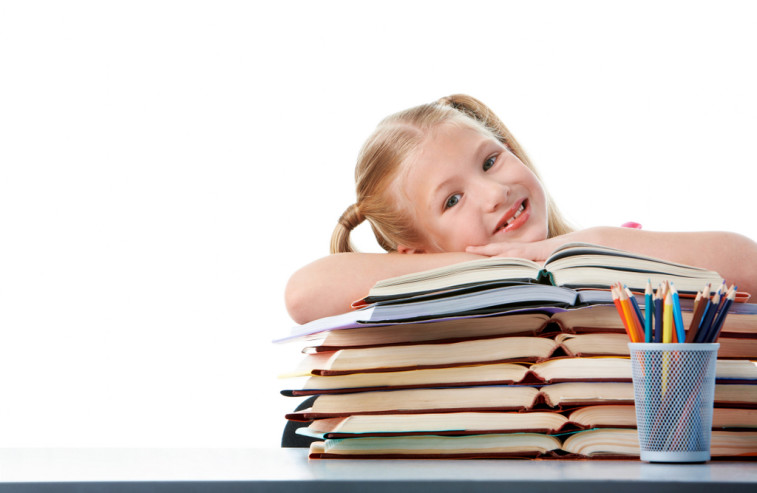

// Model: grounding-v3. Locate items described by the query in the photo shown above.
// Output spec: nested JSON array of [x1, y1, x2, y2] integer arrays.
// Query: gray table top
[[1, 448, 756, 492]]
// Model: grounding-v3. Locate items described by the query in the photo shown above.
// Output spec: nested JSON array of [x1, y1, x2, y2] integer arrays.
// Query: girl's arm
[[467, 227, 757, 296], [285, 251, 483, 324]]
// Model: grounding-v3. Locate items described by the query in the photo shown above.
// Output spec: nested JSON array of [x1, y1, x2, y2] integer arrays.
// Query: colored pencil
[[695, 291, 721, 343], [626, 286, 645, 331], [663, 289, 674, 343], [654, 284, 663, 343], [689, 284, 710, 340], [611, 285, 636, 342], [613, 278, 735, 345], [704, 286, 736, 343], [618, 284, 644, 342], [644, 280, 653, 343], [685, 289, 705, 343], [669, 283, 686, 343]]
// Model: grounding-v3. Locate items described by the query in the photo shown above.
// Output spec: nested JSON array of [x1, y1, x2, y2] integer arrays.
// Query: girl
[[286, 94, 757, 324]]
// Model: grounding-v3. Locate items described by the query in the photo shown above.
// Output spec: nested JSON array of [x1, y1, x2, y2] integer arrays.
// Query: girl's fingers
[[467, 241, 551, 261], [466, 243, 520, 257]]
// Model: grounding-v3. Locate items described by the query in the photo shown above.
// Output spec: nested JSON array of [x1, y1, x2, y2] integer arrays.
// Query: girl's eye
[[444, 193, 461, 210], [483, 155, 497, 171]]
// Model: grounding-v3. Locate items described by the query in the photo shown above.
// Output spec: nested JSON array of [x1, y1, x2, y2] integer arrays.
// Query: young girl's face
[[397, 122, 549, 253]]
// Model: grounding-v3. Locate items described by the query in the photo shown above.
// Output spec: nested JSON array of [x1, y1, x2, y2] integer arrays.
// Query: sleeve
[[620, 222, 642, 230]]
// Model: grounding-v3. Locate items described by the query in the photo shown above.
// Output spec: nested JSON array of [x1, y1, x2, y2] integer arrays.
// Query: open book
[[286, 383, 757, 421], [362, 242, 726, 303], [280, 284, 615, 341], [286, 383, 636, 420], [283, 356, 757, 395], [288, 331, 757, 377], [304, 328, 757, 360], [298, 405, 757, 440], [307, 429, 757, 459], [280, 296, 757, 345]]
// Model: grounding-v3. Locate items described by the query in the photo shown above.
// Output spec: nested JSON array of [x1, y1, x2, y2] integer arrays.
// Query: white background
[[1, 1, 756, 448]]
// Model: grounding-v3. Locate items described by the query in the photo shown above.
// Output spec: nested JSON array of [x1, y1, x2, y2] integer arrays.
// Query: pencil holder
[[628, 343, 719, 463]]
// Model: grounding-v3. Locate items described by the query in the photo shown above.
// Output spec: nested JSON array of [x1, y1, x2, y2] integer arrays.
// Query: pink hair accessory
[[621, 221, 642, 229]]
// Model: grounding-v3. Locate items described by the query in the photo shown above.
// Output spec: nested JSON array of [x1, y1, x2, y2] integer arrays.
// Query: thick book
[[285, 382, 757, 421], [298, 405, 757, 440], [290, 336, 560, 376], [295, 309, 625, 348], [362, 242, 727, 304], [285, 383, 635, 421], [307, 429, 757, 459], [282, 362, 533, 396], [299, 411, 574, 438], [282, 357, 757, 396], [278, 284, 615, 343], [286, 333, 757, 379], [562, 429, 757, 459], [309, 433, 563, 459], [298, 406, 638, 440], [357, 284, 611, 324], [279, 296, 757, 345], [300, 332, 636, 357]]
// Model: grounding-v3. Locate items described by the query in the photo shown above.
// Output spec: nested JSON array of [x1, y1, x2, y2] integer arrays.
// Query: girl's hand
[[465, 238, 562, 262], [465, 229, 602, 262]]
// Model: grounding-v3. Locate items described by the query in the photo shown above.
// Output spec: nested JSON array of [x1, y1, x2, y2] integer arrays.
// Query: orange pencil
[[618, 283, 643, 343], [612, 285, 636, 342]]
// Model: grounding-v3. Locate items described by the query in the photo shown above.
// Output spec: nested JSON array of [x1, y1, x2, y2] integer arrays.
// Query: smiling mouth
[[494, 199, 528, 234]]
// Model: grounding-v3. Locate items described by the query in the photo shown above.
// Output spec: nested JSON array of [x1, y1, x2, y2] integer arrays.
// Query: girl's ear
[[396, 244, 426, 254]]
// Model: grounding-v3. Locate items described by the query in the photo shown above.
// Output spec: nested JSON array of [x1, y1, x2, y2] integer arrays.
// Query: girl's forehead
[[391, 121, 502, 205], [427, 119, 497, 143], [400, 128, 478, 194], [414, 122, 502, 165]]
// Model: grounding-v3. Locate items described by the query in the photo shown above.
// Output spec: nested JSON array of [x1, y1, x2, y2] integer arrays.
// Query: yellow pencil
[[663, 289, 674, 343]]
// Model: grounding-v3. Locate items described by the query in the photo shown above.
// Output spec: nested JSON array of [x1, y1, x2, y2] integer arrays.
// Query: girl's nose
[[476, 178, 509, 212]]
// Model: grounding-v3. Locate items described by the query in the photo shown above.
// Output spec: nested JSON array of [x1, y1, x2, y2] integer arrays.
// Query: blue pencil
[[695, 291, 721, 343], [670, 283, 686, 343], [654, 285, 664, 343], [704, 286, 736, 343], [644, 280, 653, 343]]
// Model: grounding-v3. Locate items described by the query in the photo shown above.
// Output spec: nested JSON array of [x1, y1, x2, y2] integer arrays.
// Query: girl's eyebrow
[[428, 138, 493, 207], [430, 176, 456, 203], [470, 136, 499, 165]]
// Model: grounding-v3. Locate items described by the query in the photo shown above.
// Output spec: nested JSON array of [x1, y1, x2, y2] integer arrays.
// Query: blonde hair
[[330, 94, 573, 254]]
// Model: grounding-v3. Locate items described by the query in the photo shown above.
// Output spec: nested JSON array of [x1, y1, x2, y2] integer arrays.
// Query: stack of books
[[278, 243, 757, 459]]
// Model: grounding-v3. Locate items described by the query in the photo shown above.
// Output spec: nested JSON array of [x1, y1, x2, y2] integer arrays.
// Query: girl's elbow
[[284, 272, 315, 325]]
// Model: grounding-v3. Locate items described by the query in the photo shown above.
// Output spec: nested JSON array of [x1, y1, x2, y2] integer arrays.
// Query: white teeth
[[504, 203, 525, 227]]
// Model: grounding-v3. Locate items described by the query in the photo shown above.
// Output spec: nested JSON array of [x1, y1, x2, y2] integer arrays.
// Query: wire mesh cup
[[628, 343, 720, 463]]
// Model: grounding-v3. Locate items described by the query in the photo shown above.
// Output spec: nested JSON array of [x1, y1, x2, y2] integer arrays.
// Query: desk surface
[[1, 448, 757, 492]]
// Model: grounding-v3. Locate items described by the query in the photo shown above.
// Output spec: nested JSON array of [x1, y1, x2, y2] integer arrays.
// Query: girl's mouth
[[494, 199, 528, 234]]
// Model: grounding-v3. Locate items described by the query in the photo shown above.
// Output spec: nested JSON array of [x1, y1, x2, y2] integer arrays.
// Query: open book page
[[364, 243, 726, 304], [294, 336, 557, 375], [366, 257, 543, 301], [543, 243, 724, 293], [300, 411, 571, 438], [310, 433, 562, 458]]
